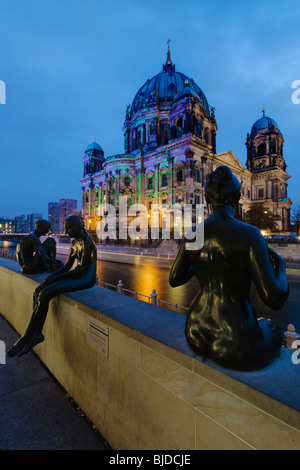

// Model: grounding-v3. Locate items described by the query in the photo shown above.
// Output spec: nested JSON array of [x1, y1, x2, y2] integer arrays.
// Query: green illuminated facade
[[80, 48, 291, 240]]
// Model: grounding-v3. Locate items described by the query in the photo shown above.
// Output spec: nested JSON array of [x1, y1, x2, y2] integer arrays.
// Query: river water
[[1, 241, 198, 309], [63, 251, 198, 310], [2, 241, 299, 332]]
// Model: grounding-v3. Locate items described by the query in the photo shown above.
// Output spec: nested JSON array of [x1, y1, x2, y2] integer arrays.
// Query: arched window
[[176, 118, 183, 137], [269, 140, 276, 154], [195, 118, 202, 137], [161, 173, 168, 187], [194, 169, 200, 182], [257, 143, 265, 156], [204, 128, 210, 144], [177, 168, 183, 183]]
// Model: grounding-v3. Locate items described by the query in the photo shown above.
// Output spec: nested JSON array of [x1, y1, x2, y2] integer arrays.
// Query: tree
[[243, 203, 279, 231], [291, 203, 300, 234]]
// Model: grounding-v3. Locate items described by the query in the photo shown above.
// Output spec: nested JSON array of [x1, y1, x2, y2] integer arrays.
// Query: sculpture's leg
[[7, 275, 96, 358], [7, 290, 49, 357], [20, 254, 47, 274], [42, 238, 64, 272], [184, 317, 211, 357], [42, 237, 57, 260]]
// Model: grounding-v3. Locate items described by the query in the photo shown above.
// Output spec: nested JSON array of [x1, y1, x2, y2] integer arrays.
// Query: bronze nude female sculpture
[[8, 215, 97, 357], [170, 165, 289, 371]]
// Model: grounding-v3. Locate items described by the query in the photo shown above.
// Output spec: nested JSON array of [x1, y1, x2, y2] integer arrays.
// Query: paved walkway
[[0, 314, 111, 450]]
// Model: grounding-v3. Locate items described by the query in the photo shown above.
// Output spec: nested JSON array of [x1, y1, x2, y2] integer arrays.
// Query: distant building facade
[[0, 217, 15, 234], [14, 215, 26, 233], [48, 202, 60, 233], [48, 199, 77, 233], [58, 199, 77, 233], [26, 214, 43, 232], [80, 48, 292, 240]]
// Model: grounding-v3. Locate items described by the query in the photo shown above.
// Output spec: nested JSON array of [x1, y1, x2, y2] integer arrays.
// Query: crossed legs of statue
[[7, 286, 50, 357], [7, 274, 96, 358]]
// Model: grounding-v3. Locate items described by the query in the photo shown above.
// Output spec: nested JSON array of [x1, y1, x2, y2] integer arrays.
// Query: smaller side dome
[[250, 110, 280, 137], [85, 140, 104, 156]]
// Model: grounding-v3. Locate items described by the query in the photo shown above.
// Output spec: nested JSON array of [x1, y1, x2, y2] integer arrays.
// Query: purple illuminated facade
[[80, 48, 291, 239]]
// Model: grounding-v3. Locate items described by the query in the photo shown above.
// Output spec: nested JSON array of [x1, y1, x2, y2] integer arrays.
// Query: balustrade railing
[[96, 278, 188, 314], [0, 249, 17, 260]]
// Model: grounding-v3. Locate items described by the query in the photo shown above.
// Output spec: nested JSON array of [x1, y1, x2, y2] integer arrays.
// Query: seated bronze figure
[[16, 219, 63, 274], [8, 215, 97, 357], [170, 165, 289, 371]]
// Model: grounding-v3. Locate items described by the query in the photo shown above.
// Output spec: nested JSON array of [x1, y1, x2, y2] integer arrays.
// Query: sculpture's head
[[35, 219, 51, 235], [64, 215, 85, 238], [205, 165, 241, 207]]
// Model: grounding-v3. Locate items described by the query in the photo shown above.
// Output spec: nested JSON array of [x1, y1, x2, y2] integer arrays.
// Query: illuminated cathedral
[[80, 46, 292, 242]]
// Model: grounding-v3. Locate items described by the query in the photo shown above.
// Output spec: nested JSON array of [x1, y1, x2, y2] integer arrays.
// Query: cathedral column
[[136, 169, 142, 205], [139, 147, 145, 206], [154, 163, 160, 206], [133, 169, 138, 205], [167, 153, 174, 206], [265, 179, 269, 200], [140, 168, 145, 206], [185, 150, 194, 204], [201, 156, 207, 185], [115, 169, 121, 210]]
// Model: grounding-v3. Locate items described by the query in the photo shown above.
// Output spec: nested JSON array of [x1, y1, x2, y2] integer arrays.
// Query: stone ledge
[[0, 257, 300, 449]]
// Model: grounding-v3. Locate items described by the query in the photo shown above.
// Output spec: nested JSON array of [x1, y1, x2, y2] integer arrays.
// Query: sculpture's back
[[170, 165, 289, 371]]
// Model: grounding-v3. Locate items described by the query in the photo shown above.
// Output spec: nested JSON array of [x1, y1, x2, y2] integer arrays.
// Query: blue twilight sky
[[1, 0, 300, 219]]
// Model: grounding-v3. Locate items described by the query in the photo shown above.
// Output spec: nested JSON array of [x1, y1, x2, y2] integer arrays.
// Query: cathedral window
[[167, 83, 175, 101], [84, 163, 89, 175], [258, 188, 264, 199], [194, 118, 201, 137], [257, 143, 265, 157], [270, 140, 276, 154], [177, 169, 183, 183], [161, 173, 168, 187], [148, 177, 153, 190], [160, 121, 166, 145], [194, 169, 200, 182], [175, 118, 183, 137]]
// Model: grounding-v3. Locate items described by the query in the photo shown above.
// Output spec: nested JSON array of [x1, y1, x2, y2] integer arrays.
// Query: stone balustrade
[[0, 257, 300, 450]]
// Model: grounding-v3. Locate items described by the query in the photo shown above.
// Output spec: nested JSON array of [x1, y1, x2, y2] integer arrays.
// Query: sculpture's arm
[[169, 240, 194, 287], [69, 237, 94, 276], [43, 245, 76, 284], [249, 229, 289, 310], [32, 237, 55, 263], [44, 237, 94, 284]]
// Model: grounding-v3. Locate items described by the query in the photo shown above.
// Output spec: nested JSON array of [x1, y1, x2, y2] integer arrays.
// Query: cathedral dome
[[250, 111, 279, 137], [130, 49, 210, 116], [85, 140, 104, 156]]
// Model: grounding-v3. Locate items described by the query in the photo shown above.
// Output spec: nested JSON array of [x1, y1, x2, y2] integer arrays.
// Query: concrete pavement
[[0, 314, 111, 450]]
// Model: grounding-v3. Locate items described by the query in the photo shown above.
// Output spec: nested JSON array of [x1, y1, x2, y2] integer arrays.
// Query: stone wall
[[272, 243, 300, 261], [0, 258, 300, 450]]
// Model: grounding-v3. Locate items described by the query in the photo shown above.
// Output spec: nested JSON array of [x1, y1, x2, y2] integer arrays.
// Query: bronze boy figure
[[8, 216, 97, 357]]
